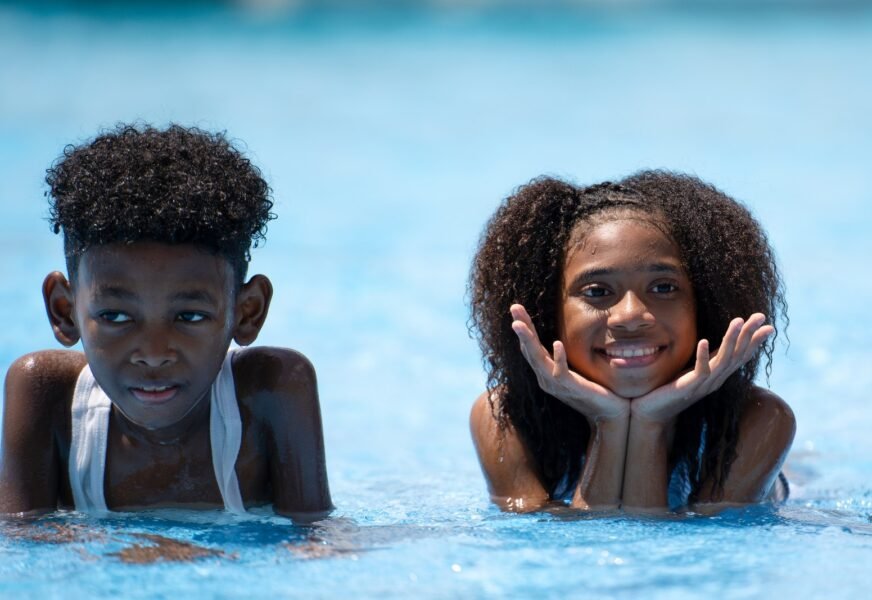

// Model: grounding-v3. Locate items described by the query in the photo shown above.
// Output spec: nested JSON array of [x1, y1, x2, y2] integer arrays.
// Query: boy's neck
[[110, 391, 212, 447]]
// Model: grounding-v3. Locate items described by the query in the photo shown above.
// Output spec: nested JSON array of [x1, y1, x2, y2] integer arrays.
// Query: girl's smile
[[559, 215, 697, 398]]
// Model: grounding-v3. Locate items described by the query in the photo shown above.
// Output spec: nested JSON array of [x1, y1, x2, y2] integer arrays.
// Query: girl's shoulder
[[741, 385, 796, 442], [696, 386, 795, 507], [470, 390, 551, 511]]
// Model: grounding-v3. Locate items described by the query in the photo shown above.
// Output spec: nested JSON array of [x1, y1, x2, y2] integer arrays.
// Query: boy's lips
[[129, 384, 181, 404], [597, 344, 666, 368]]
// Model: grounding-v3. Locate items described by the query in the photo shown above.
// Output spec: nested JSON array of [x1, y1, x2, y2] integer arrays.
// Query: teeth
[[141, 386, 170, 392], [605, 347, 659, 358]]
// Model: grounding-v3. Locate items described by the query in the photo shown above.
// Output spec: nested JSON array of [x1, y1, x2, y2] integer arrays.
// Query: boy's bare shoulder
[[5, 350, 86, 411], [232, 346, 316, 387], [231, 347, 318, 411]]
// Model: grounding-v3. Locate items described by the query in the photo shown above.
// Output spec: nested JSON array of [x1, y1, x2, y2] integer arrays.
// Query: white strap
[[210, 350, 246, 513], [69, 353, 245, 514], [69, 365, 110, 514]]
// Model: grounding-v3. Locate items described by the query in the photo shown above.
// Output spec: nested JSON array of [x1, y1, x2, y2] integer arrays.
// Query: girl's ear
[[43, 271, 80, 347], [233, 274, 273, 346]]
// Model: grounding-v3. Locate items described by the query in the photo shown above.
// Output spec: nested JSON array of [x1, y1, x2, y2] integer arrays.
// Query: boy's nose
[[607, 291, 654, 331], [130, 336, 177, 368]]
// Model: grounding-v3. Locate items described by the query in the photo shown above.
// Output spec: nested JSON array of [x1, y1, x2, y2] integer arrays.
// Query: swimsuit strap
[[69, 351, 246, 514], [210, 349, 246, 513], [69, 365, 111, 514]]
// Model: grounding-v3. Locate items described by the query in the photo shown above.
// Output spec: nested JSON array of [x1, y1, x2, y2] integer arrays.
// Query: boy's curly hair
[[468, 171, 786, 503], [45, 123, 275, 285]]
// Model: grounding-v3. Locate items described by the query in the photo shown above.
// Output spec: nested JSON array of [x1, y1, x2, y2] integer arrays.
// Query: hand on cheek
[[510, 304, 629, 423], [512, 304, 773, 425], [629, 313, 774, 424]]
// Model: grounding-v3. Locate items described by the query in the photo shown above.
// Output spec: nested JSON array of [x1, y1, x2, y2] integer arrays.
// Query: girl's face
[[558, 215, 697, 398]]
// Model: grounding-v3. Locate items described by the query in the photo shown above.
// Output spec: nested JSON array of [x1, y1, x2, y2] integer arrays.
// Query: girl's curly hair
[[45, 123, 275, 285], [468, 171, 786, 502]]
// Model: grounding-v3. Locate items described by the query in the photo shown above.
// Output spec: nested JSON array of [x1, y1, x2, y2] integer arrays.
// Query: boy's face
[[63, 242, 242, 431]]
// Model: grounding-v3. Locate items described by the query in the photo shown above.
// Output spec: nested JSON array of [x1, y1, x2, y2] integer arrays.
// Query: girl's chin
[[606, 380, 661, 399]]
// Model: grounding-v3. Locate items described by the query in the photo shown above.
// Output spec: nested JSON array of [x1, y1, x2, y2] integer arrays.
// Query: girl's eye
[[99, 311, 132, 324], [177, 312, 206, 323], [651, 282, 678, 294], [581, 286, 611, 298]]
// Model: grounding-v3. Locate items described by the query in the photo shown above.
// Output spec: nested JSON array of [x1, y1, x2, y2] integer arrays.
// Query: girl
[[468, 171, 795, 513]]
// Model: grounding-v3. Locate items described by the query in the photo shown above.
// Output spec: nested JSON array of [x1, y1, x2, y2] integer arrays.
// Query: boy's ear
[[233, 274, 273, 346], [43, 271, 80, 347]]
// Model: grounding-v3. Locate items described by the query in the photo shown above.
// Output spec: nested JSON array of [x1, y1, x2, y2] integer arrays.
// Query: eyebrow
[[92, 286, 138, 301], [569, 263, 683, 285], [91, 286, 218, 305], [170, 290, 219, 304]]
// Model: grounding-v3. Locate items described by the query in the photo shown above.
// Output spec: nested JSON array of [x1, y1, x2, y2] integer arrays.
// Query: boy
[[0, 124, 332, 519]]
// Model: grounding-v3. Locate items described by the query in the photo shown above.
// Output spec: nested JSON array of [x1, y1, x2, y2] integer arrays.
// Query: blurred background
[[1, 0, 871, 585]]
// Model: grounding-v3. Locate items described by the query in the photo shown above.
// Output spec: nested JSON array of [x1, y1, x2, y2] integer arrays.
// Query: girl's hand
[[630, 313, 774, 423], [510, 304, 629, 422]]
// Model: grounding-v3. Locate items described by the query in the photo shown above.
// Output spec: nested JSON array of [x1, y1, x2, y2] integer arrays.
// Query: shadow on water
[[0, 510, 445, 564]]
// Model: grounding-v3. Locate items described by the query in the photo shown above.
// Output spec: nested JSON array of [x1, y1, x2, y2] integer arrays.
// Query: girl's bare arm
[[470, 392, 550, 512], [622, 316, 779, 512], [693, 387, 795, 510]]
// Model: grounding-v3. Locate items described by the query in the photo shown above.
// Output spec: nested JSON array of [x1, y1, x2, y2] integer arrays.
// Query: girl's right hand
[[510, 304, 629, 422]]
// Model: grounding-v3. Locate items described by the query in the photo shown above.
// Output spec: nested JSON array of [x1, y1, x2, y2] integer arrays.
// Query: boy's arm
[[237, 348, 332, 522], [0, 351, 82, 515]]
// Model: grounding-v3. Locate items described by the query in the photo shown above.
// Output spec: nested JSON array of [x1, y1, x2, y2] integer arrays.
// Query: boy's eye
[[651, 282, 678, 294], [99, 311, 132, 324], [177, 312, 207, 323]]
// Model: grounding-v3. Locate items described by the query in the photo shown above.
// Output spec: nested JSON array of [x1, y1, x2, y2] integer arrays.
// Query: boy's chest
[[102, 420, 270, 510]]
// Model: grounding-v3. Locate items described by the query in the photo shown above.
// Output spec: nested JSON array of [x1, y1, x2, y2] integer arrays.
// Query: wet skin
[[0, 242, 332, 519]]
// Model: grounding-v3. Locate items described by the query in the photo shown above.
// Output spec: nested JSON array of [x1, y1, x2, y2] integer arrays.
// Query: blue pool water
[[1, 2, 872, 597]]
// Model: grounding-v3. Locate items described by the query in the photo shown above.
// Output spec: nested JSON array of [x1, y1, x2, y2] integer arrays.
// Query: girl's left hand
[[630, 313, 774, 424]]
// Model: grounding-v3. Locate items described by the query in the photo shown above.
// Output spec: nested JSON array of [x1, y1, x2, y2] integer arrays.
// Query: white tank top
[[68, 350, 246, 514]]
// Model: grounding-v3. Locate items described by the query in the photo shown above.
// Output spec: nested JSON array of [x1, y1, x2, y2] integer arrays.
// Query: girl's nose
[[607, 291, 654, 331]]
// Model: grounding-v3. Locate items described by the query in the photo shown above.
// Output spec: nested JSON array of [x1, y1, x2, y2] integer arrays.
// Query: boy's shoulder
[[232, 346, 316, 388], [230, 347, 332, 518], [1, 350, 84, 514], [231, 346, 319, 413], [5, 349, 86, 413]]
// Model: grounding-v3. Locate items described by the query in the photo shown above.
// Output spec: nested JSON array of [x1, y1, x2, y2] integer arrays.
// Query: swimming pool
[[1, 2, 871, 597]]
